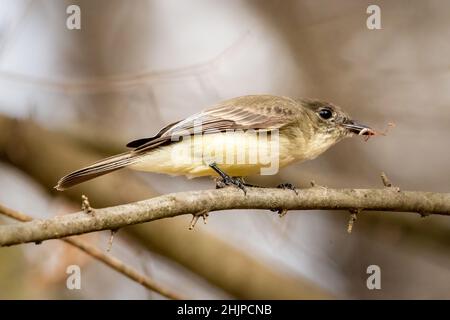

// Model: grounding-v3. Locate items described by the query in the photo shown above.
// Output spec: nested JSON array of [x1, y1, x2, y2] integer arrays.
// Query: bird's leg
[[209, 162, 247, 195]]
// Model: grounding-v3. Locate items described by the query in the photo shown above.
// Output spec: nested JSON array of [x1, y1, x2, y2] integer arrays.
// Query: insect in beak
[[342, 120, 375, 136]]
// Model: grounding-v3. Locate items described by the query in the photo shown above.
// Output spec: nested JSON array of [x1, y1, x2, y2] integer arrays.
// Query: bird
[[55, 95, 374, 191]]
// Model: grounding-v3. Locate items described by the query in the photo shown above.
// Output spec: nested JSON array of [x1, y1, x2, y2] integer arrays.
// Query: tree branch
[[1, 187, 448, 247], [0, 204, 182, 300]]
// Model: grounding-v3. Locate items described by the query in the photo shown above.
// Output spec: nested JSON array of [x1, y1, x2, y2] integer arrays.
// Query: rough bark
[[1, 187, 448, 247]]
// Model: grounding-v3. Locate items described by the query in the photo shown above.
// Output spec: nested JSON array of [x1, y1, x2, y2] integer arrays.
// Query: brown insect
[[360, 122, 395, 141]]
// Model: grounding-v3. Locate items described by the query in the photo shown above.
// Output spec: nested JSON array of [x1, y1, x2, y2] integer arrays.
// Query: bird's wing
[[126, 120, 182, 148], [129, 95, 299, 153]]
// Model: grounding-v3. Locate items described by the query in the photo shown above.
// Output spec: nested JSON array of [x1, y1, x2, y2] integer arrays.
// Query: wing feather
[[131, 95, 299, 153]]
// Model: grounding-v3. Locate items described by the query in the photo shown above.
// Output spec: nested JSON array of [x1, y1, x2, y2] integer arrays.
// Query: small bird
[[55, 95, 374, 191]]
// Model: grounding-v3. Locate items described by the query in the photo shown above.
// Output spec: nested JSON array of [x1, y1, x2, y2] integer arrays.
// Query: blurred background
[[0, 0, 449, 299]]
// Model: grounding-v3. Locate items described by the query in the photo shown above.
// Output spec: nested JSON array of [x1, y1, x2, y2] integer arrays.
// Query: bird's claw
[[269, 183, 297, 217], [215, 176, 247, 195], [210, 162, 247, 195], [270, 207, 289, 217], [277, 183, 298, 195]]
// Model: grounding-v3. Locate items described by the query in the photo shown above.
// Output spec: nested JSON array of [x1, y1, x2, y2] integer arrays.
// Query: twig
[[347, 209, 360, 234], [189, 210, 209, 230], [0, 31, 250, 93], [0, 204, 182, 300], [380, 172, 400, 192], [380, 172, 392, 187], [0, 187, 448, 247], [81, 195, 94, 215], [107, 229, 117, 252]]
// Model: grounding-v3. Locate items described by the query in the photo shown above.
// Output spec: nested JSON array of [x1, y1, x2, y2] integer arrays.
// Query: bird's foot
[[277, 183, 298, 195], [209, 162, 247, 195], [270, 183, 298, 217], [270, 207, 289, 218]]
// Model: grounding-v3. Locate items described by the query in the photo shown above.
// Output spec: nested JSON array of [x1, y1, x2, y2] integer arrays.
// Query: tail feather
[[55, 152, 141, 191]]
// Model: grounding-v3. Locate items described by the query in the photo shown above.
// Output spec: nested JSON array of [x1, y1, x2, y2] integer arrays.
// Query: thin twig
[[81, 195, 94, 215], [189, 210, 209, 230], [347, 209, 360, 234], [0, 204, 182, 300], [0, 187, 449, 247], [107, 229, 117, 252], [380, 172, 400, 192], [0, 31, 250, 93], [380, 172, 392, 187]]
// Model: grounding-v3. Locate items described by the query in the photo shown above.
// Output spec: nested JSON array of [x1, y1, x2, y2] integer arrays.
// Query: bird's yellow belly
[[129, 132, 296, 178]]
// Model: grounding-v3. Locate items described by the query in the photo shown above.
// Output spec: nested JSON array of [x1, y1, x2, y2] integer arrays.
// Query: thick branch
[[1, 187, 448, 247]]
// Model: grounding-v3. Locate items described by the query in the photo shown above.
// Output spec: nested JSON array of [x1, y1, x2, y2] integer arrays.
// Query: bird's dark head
[[300, 99, 374, 139]]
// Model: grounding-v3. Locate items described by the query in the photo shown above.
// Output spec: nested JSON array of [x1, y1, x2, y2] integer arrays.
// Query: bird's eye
[[318, 108, 333, 120]]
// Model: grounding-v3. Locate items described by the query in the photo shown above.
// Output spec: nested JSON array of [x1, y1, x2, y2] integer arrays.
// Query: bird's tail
[[55, 152, 142, 191]]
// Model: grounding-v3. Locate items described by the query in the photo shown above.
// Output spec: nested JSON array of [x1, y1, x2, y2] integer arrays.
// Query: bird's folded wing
[[128, 95, 297, 153]]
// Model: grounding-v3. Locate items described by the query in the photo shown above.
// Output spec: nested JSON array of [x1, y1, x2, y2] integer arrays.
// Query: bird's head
[[300, 99, 374, 141]]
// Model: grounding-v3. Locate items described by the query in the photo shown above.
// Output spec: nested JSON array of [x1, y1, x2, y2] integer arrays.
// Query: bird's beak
[[342, 120, 374, 136]]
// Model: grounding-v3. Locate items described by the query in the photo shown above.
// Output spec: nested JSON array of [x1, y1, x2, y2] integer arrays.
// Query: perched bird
[[55, 95, 374, 191]]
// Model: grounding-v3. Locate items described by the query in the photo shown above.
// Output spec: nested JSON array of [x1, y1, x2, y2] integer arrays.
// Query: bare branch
[[0, 187, 448, 247], [0, 204, 183, 300]]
